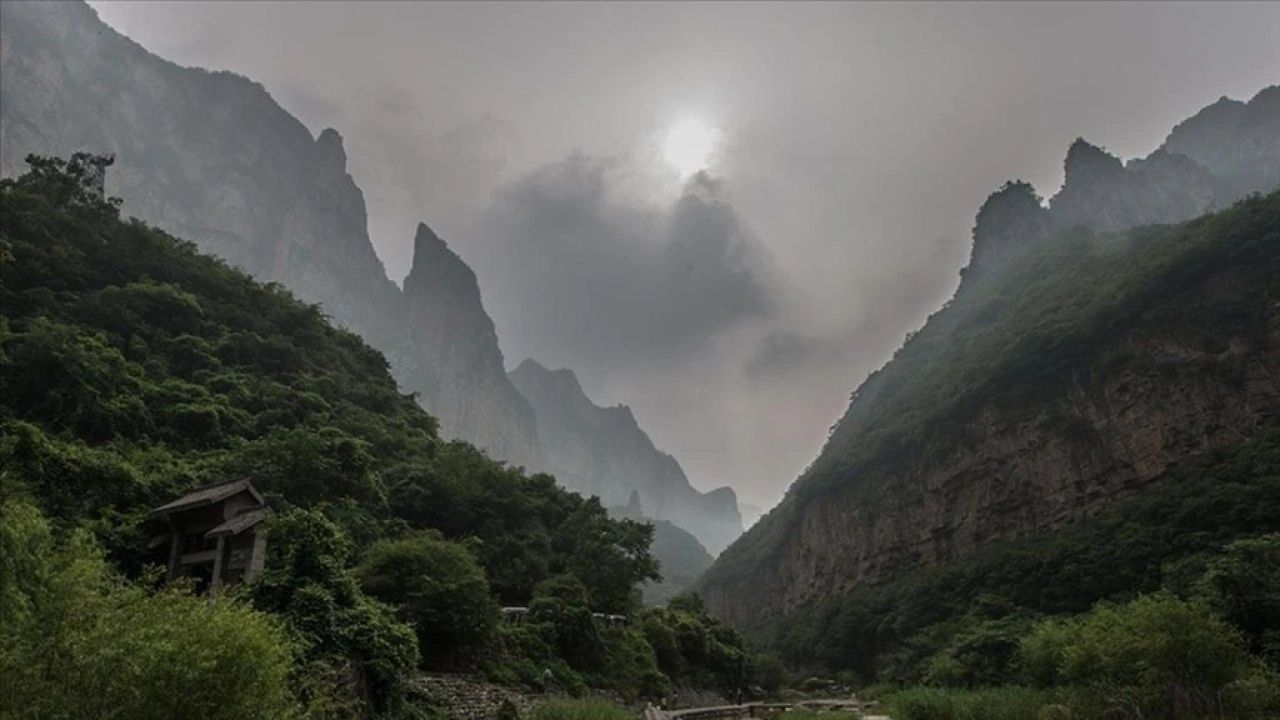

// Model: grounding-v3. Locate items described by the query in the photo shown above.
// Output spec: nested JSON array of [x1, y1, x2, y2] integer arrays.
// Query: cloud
[[744, 330, 851, 380], [470, 158, 776, 371]]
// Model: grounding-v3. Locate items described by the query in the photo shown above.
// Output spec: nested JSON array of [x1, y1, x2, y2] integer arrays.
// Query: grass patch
[[882, 686, 1067, 720], [530, 699, 635, 720]]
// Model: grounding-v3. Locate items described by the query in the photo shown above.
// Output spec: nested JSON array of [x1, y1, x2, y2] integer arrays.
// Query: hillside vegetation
[[0, 157, 758, 718], [698, 190, 1280, 717], [709, 189, 1280, 588]]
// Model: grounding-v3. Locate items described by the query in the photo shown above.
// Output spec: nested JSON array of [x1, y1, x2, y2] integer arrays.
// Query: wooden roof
[[206, 507, 272, 538], [150, 479, 264, 516]]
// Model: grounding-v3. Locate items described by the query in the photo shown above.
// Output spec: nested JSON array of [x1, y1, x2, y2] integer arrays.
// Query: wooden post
[[166, 516, 182, 581], [246, 528, 268, 582], [209, 535, 226, 598]]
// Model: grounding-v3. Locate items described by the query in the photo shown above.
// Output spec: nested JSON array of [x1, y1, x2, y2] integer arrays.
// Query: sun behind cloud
[[663, 118, 720, 177]]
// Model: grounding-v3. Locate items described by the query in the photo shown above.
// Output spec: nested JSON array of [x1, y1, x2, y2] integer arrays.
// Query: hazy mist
[[90, 1, 1280, 508]]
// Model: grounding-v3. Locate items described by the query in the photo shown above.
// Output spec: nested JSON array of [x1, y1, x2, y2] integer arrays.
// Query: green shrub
[[1194, 534, 1280, 666], [250, 509, 421, 716], [883, 686, 1063, 720], [1018, 593, 1274, 719], [923, 614, 1036, 688], [0, 499, 300, 720], [497, 699, 521, 720], [358, 530, 500, 667]]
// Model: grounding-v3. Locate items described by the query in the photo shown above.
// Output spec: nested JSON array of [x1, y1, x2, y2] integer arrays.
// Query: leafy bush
[[922, 615, 1036, 688], [0, 499, 300, 720], [1194, 534, 1280, 667], [358, 531, 500, 667], [1018, 593, 1278, 719], [882, 687, 1068, 720], [249, 509, 422, 715]]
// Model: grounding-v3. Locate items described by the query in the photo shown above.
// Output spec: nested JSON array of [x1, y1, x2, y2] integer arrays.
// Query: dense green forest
[[0, 157, 757, 718]]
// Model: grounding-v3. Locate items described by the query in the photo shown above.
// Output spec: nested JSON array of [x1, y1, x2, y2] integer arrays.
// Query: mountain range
[[698, 84, 1280, 627], [0, 0, 741, 557]]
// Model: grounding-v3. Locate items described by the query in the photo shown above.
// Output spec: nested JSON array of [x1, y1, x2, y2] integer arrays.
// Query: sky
[[90, 1, 1280, 511]]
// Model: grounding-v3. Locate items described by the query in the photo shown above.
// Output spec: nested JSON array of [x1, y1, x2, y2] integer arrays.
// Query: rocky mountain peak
[[396, 223, 539, 465], [1160, 85, 1280, 202], [1063, 138, 1125, 185], [408, 222, 458, 278], [511, 358, 585, 400], [964, 180, 1051, 280], [314, 128, 348, 175]]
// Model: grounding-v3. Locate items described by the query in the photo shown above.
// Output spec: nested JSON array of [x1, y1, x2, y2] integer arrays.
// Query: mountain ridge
[[511, 358, 743, 554], [0, 0, 737, 550], [699, 86, 1280, 627]]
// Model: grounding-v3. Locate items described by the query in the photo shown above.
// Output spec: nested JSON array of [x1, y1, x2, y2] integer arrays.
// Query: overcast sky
[[91, 1, 1279, 510]]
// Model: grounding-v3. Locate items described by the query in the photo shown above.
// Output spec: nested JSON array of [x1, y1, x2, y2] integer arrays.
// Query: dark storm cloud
[[471, 159, 775, 369]]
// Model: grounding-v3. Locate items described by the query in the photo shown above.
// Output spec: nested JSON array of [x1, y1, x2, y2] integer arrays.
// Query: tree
[[250, 509, 421, 716], [560, 500, 660, 613], [1196, 534, 1280, 666], [530, 574, 606, 670], [1018, 593, 1259, 717], [357, 531, 500, 667]]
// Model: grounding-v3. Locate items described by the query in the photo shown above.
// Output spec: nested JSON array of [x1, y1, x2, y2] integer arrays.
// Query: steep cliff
[[397, 224, 539, 465], [700, 90, 1280, 628], [511, 359, 743, 554], [0, 0, 542, 462]]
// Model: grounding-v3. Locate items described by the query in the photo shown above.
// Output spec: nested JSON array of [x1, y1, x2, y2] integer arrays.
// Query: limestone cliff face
[[0, 0, 540, 464], [705, 289, 1280, 625], [510, 359, 743, 554], [397, 225, 539, 465], [702, 88, 1280, 628]]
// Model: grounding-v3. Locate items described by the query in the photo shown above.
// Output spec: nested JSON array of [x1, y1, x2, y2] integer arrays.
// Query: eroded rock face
[[397, 225, 539, 465], [511, 359, 743, 554], [705, 282, 1280, 626]]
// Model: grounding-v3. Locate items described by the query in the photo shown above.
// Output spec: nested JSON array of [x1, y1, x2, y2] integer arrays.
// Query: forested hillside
[[704, 186, 1280, 616], [0, 157, 758, 718], [689, 180, 1280, 713], [0, 0, 744, 557]]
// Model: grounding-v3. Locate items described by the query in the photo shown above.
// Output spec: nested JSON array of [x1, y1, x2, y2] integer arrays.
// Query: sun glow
[[663, 118, 720, 176]]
